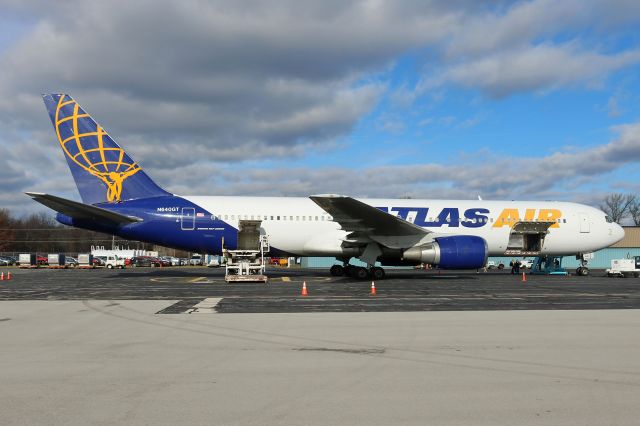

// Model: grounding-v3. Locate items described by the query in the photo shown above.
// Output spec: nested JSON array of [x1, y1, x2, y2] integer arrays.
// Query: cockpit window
[[605, 215, 613, 223]]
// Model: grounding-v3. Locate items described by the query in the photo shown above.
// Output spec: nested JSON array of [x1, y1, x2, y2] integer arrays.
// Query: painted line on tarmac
[[150, 276, 335, 284], [188, 297, 223, 314]]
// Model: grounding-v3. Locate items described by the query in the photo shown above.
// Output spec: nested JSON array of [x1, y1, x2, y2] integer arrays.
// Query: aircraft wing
[[26, 192, 142, 225], [310, 194, 428, 237]]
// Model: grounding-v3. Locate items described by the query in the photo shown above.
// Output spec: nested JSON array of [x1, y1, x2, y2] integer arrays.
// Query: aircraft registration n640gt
[[28, 94, 624, 278]]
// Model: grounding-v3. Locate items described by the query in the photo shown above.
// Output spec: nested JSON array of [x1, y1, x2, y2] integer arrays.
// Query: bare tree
[[0, 209, 15, 251], [628, 199, 640, 225], [600, 193, 636, 223]]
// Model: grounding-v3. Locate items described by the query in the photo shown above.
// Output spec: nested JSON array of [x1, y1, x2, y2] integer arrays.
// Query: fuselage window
[[270, 216, 274, 220], [605, 215, 613, 223], [296, 216, 299, 221], [277, 216, 280, 220], [315, 216, 319, 221], [290, 216, 293, 221]]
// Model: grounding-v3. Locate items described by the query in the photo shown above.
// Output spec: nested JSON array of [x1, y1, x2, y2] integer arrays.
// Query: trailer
[[77, 253, 95, 269], [18, 253, 37, 269], [48, 254, 67, 269], [606, 257, 640, 278]]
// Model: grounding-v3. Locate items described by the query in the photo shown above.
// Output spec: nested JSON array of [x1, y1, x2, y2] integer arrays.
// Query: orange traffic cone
[[0, 272, 4, 281], [370, 281, 377, 295], [6, 271, 10, 280], [522, 272, 526, 282], [301, 281, 308, 296]]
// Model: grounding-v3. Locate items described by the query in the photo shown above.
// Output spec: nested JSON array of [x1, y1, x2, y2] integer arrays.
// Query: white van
[[104, 255, 126, 269]]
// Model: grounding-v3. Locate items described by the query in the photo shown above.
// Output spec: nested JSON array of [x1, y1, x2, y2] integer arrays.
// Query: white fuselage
[[182, 196, 625, 257]]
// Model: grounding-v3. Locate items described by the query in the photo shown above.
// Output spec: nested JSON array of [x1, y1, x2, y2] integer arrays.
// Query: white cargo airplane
[[27, 94, 624, 279]]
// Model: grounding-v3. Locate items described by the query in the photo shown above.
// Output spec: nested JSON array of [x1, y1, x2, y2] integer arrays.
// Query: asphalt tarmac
[[1, 266, 639, 313], [2, 267, 639, 425]]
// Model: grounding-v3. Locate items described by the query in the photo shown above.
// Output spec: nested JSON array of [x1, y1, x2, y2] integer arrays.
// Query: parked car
[[92, 257, 105, 267], [189, 254, 203, 266], [0, 256, 17, 266], [486, 260, 505, 270], [130, 256, 162, 267], [130, 256, 151, 267], [158, 257, 171, 267], [159, 256, 174, 267], [36, 255, 48, 266], [65, 257, 79, 268]]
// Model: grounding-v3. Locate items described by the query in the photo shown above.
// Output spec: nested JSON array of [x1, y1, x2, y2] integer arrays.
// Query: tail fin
[[42, 94, 170, 205]]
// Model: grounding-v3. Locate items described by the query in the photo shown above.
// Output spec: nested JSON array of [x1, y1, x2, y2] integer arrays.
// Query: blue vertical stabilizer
[[42, 94, 170, 205]]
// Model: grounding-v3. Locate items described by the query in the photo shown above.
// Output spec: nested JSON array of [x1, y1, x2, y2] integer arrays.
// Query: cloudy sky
[[2, 0, 640, 215]]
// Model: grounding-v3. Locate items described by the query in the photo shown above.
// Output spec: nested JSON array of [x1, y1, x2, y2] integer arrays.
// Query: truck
[[103, 254, 126, 269], [606, 257, 640, 278]]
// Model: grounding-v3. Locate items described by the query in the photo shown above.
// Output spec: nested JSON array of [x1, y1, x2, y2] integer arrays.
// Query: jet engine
[[402, 235, 488, 269]]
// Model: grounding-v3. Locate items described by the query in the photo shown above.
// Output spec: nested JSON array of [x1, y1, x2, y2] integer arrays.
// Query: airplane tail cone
[[522, 272, 526, 282], [370, 281, 377, 296], [301, 281, 308, 296]]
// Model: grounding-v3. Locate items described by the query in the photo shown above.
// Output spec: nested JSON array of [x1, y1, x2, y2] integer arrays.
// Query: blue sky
[[1, 1, 640, 214]]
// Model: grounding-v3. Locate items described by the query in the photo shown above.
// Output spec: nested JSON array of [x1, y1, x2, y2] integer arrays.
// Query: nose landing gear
[[576, 254, 590, 276]]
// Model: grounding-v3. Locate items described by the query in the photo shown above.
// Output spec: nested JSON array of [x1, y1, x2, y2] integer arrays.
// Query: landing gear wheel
[[371, 267, 385, 280], [576, 266, 589, 276], [330, 265, 345, 276], [345, 265, 355, 277], [354, 267, 369, 280]]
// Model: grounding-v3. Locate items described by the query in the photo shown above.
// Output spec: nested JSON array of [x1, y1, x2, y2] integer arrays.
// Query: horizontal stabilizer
[[25, 192, 142, 225]]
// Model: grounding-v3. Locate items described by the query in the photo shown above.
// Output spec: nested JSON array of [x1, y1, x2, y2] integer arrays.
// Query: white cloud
[[425, 44, 640, 98], [2, 0, 640, 214]]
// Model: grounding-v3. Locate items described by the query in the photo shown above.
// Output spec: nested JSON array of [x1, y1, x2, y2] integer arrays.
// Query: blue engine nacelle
[[402, 235, 488, 269]]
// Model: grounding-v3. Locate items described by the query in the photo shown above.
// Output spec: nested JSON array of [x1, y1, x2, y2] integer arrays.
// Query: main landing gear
[[330, 264, 385, 280]]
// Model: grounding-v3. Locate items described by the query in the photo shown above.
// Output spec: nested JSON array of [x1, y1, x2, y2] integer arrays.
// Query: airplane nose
[[612, 223, 625, 244]]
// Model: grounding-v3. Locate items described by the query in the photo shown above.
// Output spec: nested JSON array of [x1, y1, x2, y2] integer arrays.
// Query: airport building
[[300, 226, 640, 270]]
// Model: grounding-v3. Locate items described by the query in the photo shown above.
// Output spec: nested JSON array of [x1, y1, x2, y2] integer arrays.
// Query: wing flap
[[26, 192, 142, 225]]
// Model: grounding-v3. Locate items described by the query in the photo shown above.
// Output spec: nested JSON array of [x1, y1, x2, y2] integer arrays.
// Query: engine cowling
[[402, 235, 488, 269]]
